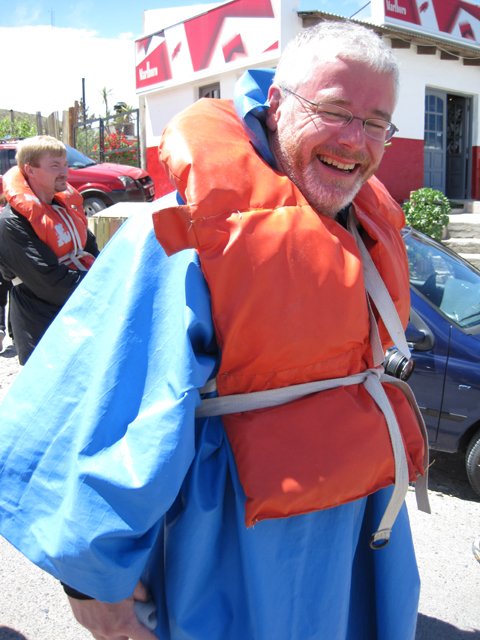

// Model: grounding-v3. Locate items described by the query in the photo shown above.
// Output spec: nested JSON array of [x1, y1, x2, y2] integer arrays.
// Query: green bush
[[0, 117, 37, 139], [402, 188, 451, 241]]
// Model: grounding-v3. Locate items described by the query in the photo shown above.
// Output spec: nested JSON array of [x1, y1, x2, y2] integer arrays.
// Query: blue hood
[[233, 68, 276, 168]]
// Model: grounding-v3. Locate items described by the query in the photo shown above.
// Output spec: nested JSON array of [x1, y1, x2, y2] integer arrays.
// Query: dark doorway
[[424, 89, 472, 199], [446, 94, 470, 200]]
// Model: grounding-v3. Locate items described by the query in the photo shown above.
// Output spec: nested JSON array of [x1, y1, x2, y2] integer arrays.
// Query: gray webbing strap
[[366, 294, 385, 368], [196, 367, 428, 545], [364, 372, 408, 547], [347, 213, 411, 361], [350, 212, 430, 522], [380, 374, 431, 515], [348, 211, 430, 540], [199, 378, 218, 395], [197, 370, 373, 418]]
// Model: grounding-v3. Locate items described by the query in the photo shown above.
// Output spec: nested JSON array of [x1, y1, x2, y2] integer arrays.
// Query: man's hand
[[68, 580, 158, 640]]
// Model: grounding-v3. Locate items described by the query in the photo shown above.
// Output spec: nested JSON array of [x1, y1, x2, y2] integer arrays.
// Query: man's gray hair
[[274, 21, 399, 98]]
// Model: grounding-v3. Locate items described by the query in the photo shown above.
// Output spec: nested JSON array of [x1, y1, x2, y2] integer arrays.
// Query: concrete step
[[446, 213, 480, 239], [443, 237, 480, 254], [408, 206, 480, 270], [443, 214, 480, 269], [445, 200, 480, 213], [465, 201, 480, 213]]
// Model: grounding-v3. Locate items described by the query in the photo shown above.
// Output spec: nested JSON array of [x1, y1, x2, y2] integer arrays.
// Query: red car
[[0, 141, 155, 216]]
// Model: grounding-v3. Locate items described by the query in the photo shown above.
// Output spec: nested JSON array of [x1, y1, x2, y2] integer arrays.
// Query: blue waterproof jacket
[[0, 70, 420, 640]]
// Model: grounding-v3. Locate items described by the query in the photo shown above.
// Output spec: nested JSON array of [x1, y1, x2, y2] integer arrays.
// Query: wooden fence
[[35, 101, 80, 145]]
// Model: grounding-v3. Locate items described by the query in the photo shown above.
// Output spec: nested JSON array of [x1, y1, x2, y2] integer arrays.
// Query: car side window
[[405, 229, 480, 328], [8, 150, 17, 168]]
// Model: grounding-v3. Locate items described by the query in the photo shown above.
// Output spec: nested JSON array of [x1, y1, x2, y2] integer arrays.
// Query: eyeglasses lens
[[315, 103, 394, 142]]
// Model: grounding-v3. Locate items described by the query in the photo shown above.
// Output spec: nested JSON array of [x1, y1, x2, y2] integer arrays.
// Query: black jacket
[[0, 204, 99, 364]]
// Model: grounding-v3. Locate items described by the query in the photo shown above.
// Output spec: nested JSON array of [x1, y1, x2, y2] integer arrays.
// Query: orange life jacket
[[154, 98, 425, 526], [3, 166, 94, 271]]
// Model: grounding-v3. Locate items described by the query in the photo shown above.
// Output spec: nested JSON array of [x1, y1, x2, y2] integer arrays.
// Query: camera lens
[[383, 348, 415, 382]]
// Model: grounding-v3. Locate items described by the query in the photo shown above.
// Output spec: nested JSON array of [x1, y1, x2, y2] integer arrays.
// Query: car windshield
[[403, 227, 480, 328], [66, 145, 97, 169]]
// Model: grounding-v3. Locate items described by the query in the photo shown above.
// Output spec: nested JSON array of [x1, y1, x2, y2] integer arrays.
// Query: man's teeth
[[318, 155, 355, 171]]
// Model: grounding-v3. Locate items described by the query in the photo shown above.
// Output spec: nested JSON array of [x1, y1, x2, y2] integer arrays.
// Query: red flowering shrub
[[103, 131, 138, 168]]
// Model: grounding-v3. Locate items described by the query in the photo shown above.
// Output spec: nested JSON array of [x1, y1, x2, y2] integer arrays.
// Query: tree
[[101, 87, 113, 118], [0, 117, 37, 139], [78, 98, 92, 124]]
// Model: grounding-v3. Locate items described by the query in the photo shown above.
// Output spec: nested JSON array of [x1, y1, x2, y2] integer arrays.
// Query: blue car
[[401, 226, 480, 498]]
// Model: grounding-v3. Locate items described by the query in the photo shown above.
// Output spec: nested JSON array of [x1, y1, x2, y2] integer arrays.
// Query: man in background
[[0, 136, 98, 364]]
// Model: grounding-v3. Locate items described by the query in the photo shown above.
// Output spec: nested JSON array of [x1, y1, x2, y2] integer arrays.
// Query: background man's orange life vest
[[3, 166, 94, 271]]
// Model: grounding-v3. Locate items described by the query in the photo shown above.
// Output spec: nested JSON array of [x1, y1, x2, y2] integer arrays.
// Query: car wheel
[[82, 197, 107, 217], [466, 429, 480, 497]]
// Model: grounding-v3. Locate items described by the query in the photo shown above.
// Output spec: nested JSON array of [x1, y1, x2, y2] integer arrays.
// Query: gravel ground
[[0, 333, 20, 405], [0, 332, 479, 639], [0, 334, 92, 639]]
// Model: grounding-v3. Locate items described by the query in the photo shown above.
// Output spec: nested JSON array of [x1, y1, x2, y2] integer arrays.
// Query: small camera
[[383, 348, 415, 382]]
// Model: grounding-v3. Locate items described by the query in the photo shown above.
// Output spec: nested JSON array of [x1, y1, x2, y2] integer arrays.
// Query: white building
[[135, 0, 480, 203]]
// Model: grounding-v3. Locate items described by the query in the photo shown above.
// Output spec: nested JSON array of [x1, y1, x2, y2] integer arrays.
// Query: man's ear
[[266, 85, 282, 132], [23, 165, 35, 179]]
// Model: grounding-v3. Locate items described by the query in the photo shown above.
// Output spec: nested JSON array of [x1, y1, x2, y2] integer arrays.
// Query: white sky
[[2, 26, 138, 119], [2, 0, 369, 120]]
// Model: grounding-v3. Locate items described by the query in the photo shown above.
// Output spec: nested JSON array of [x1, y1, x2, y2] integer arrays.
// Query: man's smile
[[317, 154, 356, 173]]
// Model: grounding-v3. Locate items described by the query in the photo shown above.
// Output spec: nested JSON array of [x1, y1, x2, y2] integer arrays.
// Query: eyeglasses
[[281, 87, 398, 143]]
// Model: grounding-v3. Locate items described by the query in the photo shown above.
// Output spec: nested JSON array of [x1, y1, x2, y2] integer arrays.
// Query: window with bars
[[424, 94, 444, 150]]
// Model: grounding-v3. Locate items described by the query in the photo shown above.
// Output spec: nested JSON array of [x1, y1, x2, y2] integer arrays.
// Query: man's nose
[[336, 117, 366, 150]]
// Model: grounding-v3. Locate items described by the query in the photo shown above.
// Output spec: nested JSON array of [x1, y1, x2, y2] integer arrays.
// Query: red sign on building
[[381, 0, 480, 45], [135, 0, 279, 92]]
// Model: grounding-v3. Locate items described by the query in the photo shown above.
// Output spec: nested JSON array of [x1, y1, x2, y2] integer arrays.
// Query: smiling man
[[266, 32, 397, 218], [0, 136, 98, 363], [0, 22, 429, 640]]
